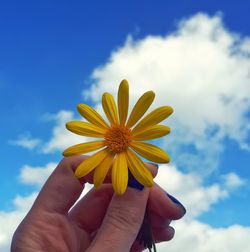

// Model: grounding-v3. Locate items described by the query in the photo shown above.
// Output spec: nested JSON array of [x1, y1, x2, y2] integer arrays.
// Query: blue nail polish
[[128, 171, 144, 190], [166, 193, 186, 213]]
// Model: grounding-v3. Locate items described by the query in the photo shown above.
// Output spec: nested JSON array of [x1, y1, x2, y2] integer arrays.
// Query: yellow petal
[[132, 106, 173, 132], [126, 91, 155, 128], [77, 104, 109, 129], [63, 140, 105, 157], [130, 142, 170, 163], [112, 152, 128, 195], [102, 92, 119, 125], [94, 152, 114, 188], [125, 149, 153, 187], [118, 79, 129, 125], [75, 148, 110, 178], [132, 125, 170, 141], [66, 121, 106, 137]]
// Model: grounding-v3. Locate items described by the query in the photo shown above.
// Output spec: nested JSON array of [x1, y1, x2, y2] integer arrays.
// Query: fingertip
[[154, 226, 175, 243], [146, 163, 159, 178], [165, 192, 186, 217], [148, 184, 186, 220], [88, 187, 150, 251]]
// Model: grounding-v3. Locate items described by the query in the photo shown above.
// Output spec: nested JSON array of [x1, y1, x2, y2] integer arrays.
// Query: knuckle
[[105, 204, 142, 234]]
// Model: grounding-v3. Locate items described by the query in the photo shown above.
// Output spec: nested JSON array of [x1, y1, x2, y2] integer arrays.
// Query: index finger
[[31, 156, 87, 214], [30, 156, 158, 214], [148, 183, 186, 220]]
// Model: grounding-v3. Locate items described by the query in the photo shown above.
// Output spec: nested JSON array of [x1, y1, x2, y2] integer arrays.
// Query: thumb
[[87, 187, 149, 252]]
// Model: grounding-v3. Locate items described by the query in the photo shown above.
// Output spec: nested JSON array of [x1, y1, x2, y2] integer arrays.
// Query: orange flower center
[[104, 125, 132, 153]]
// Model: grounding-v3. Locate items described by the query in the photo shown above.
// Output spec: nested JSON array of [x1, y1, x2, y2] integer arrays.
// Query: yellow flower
[[63, 80, 173, 195]]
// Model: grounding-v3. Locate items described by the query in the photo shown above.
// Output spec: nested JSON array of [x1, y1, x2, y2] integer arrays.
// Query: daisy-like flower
[[63, 80, 173, 195]]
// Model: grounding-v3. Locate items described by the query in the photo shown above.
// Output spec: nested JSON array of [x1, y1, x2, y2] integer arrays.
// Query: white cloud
[[222, 172, 246, 190], [154, 166, 249, 251], [0, 193, 38, 252], [0, 162, 58, 250], [42, 109, 105, 155], [158, 220, 250, 252], [78, 14, 250, 250], [155, 165, 229, 219], [19, 161, 93, 192], [9, 133, 41, 150], [19, 162, 57, 186], [84, 12, 250, 174], [0, 161, 92, 251], [42, 110, 86, 153]]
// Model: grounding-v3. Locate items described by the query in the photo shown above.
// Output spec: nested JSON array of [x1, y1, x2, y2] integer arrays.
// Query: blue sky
[[1, 1, 250, 251]]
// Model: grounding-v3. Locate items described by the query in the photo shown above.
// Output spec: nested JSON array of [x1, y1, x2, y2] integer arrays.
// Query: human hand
[[11, 156, 186, 252]]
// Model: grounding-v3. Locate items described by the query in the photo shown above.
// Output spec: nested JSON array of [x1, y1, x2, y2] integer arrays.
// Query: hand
[[11, 156, 186, 252]]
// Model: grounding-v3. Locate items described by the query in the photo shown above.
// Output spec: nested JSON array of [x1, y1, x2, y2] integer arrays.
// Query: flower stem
[[136, 204, 156, 252]]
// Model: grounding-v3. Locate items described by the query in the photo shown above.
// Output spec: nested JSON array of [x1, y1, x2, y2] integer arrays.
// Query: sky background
[[1, 1, 250, 251]]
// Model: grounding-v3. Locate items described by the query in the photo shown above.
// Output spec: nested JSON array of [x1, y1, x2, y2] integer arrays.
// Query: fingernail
[[128, 171, 144, 191], [128, 164, 158, 191], [166, 193, 186, 214], [147, 163, 159, 169]]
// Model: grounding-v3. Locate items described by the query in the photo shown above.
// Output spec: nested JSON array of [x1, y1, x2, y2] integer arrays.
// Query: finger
[[87, 187, 150, 252], [154, 226, 175, 243], [32, 155, 158, 215], [69, 185, 114, 232], [69, 163, 158, 232], [148, 183, 186, 220], [84, 162, 158, 184], [31, 156, 90, 214], [149, 211, 171, 229], [130, 226, 175, 252]]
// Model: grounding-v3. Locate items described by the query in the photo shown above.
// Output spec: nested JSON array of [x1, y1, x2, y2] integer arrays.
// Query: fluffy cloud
[[221, 172, 246, 190], [156, 166, 249, 252], [42, 110, 85, 153], [19, 161, 93, 193], [20, 162, 57, 186], [158, 220, 250, 252], [41, 13, 250, 175], [9, 133, 41, 150], [0, 161, 92, 251], [155, 165, 229, 219], [153, 166, 249, 252], [0, 193, 38, 252], [84, 12, 250, 174], [0, 161, 58, 251], [41, 109, 108, 154]]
